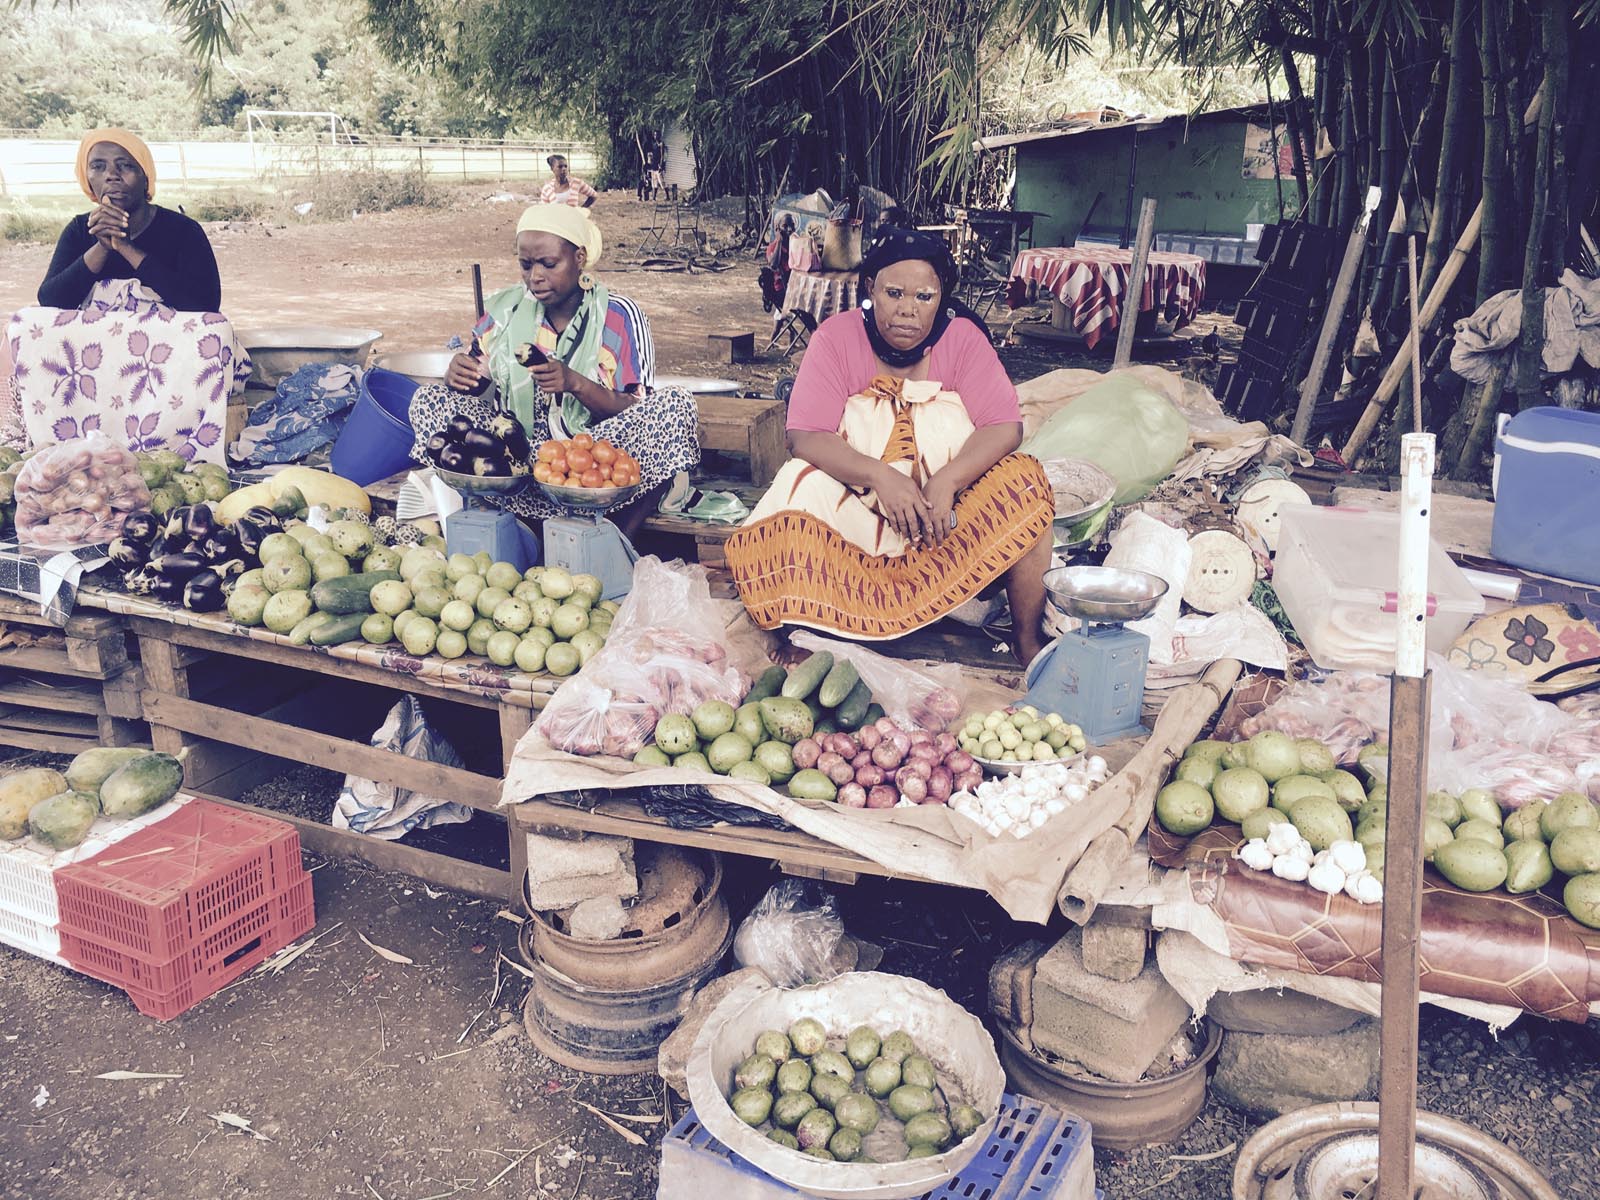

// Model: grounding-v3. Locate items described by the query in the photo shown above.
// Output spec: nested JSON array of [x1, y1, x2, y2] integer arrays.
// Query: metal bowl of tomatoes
[[531, 435, 643, 493]]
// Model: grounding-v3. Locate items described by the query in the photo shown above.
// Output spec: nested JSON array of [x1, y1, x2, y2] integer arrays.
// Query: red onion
[[944, 750, 975, 775], [791, 738, 823, 770], [851, 751, 873, 770], [817, 751, 846, 774], [926, 767, 953, 803], [857, 726, 882, 751], [828, 734, 859, 759], [909, 743, 941, 766], [908, 729, 932, 746], [896, 770, 928, 803], [955, 767, 984, 792], [826, 758, 855, 786], [866, 785, 898, 809], [888, 730, 911, 757], [855, 764, 884, 787], [837, 783, 867, 809], [875, 717, 899, 736], [934, 732, 959, 756], [871, 742, 904, 770]]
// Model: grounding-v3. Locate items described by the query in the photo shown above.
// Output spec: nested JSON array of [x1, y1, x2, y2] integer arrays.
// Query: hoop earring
[[578, 272, 596, 292]]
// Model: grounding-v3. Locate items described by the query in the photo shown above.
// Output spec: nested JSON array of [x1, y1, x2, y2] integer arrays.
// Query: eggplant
[[151, 575, 182, 604], [120, 511, 159, 547], [470, 454, 510, 478], [150, 552, 206, 582], [461, 428, 501, 457], [509, 458, 531, 477], [123, 567, 159, 596], [233, 517, 264, 557], [183, 569, 225, 612], [436, 443, 469, 472], [184, 504, 216, 542], [245, 505, 282, 531], [425, 432, 451, 459], [164, 504, 192, 540], [108, 537, 148, 569], [502, 424, 532, 464], [446, 414, 476, 440], [199, 527, 239, 562], [211, 558, 247, 581]]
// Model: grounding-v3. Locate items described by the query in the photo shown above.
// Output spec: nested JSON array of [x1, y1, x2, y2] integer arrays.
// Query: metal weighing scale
[[537, 481, 641, 602], [437, 468, 535, 570], [1024, 565, 1169, 743]]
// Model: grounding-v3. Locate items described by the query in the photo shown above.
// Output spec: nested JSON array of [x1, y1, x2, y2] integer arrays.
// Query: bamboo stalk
[[1420, 0, 1475, 298], [1514, 2, 1560, 412], [1448, 358, 1510, 479], [1341, 83, 1545, 463], [1056, 659, 1244, 923], [1477, 0, 1509, 304], [1292, 187, 1381, 447]]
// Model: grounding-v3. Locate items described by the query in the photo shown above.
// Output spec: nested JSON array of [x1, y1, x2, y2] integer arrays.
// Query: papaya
[[0, 767, 70, 839], [65, 747, 149, 797], [29, 791, 98, 849], [99, 752, 184, 818]]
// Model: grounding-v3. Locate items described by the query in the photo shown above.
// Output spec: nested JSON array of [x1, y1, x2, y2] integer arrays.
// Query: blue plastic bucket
[[332, 367, 418, 486]]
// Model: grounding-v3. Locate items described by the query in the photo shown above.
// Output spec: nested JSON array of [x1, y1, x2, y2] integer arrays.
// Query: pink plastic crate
[[54, 800, 303, 961]]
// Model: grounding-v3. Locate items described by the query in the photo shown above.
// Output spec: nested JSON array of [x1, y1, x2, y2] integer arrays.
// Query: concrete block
[[987, 939, 1047, 1028], [523, 831, 635, 886], [525, 865, 638, 911], [1211, 1019, 1381, 1118], [1031, 927, 1192, 1084], [566, 895, 627, 941], [1081, 921, 1147, 982], [1207, 987, 1365, 1036], [658, 967, 769, 1099]]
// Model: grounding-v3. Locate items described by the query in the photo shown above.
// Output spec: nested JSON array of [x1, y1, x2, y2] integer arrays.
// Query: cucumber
[[781, 651, 834, 701], [310, 570, 402, 616], [99, 752, 184, 817], [309, 612, 369, 646], [834, 678, 873, 729], [818, 658, 860, 708], [745, 665, 788, 704], [289, 611, 335, 646]]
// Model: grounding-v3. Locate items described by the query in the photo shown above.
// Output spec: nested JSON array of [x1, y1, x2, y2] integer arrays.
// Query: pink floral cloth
[[4, 280, 249, 464]]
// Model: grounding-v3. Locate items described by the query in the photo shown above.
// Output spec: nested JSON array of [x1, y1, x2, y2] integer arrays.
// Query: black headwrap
[[857, 225, 991, 367]]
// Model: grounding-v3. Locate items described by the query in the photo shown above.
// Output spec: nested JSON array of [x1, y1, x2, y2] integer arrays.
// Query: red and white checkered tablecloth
[[1008, 246, 1208, 350]]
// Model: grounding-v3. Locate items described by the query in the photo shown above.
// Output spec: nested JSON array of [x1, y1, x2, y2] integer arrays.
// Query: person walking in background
[[540, 154, 597, 208]]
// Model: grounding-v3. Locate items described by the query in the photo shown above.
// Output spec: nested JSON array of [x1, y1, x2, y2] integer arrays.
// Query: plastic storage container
[[1273, 506, 1484, 672], [1492, 407, 1600, 586], [331, 367, 418, 487]]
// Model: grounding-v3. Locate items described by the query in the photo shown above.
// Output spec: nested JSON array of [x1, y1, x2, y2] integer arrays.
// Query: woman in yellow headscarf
[[408, 204, 700, 533], [37, 129, 221, 311]]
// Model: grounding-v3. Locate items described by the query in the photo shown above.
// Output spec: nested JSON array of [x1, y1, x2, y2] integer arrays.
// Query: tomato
[[597, 462, 614, 480], [580, 468, 605, 488], [572, 433, 595, 451], [591, 441, 617, 465], [536, 442, 560, 463], [533, 463, 553, 484], [566, 448, 594, 472]]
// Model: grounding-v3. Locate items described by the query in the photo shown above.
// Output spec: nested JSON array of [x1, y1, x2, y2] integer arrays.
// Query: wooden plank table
[[94, 599, 550, 901], [0, 593, 145, 753]]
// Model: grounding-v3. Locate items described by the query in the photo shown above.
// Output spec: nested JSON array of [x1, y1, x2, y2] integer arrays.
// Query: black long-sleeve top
[[37, 206, 222, 312]]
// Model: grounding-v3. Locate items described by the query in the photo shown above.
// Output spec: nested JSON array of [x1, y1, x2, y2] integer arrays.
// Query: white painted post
[[1395, 432, 1435, 677]]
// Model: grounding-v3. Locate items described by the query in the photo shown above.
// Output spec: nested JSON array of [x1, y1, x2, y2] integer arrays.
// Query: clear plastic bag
[[790, 630, 963, 731], [1239, 670, 1397, 764], [1020, 373, 1190, 504], [14, 433, 150, 550], [732, 880, 848, 988], [536, 557, 751, 758]]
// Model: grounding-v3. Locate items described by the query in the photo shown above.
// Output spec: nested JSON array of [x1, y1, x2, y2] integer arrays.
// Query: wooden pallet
[[129, 616, 532, 900], [0, 595, 145, 754], [638, 477, 765, 569]]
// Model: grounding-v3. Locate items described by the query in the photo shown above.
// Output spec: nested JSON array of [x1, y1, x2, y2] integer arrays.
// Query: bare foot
[[1013, 630, 1047, 669], [770, 636, 808, 667]]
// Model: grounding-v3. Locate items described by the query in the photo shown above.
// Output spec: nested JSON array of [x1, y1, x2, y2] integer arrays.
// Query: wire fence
[[0, 133, 599, 199]]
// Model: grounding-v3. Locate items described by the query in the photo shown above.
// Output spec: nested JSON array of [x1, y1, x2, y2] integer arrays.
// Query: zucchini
[[310, 570, 402, 615], [309, 612, 369, 646], [289, 611, 335, 646], [834, 678, 873, 729], [781, 651, 834, 701], [745, 665, 788, 704], [818, 658, 860, 708]]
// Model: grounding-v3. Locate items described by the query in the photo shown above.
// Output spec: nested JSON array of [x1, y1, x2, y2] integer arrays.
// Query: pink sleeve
[[938, 319, 1021, 427], [785, 313, 868, 433]]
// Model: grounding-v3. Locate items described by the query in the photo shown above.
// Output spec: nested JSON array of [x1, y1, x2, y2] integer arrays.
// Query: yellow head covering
[[75, 128, 157, 203], [515, 204, 602, 268]]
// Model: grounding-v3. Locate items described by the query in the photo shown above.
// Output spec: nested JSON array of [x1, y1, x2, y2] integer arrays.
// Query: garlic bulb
[[1353, 873, 1384, 905], [1329, 840, 1367, 875], [1236, 839, 1274, 871], [1272, 855, 1310, 882], [1265, 823, 1303, 856], [1307, 860, 1346, 895]]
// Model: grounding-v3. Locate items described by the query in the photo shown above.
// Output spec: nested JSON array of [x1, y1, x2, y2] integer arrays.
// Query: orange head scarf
[[75, 129, 156, 203]]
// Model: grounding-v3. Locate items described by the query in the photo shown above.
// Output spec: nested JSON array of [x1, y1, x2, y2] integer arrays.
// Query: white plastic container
[[1272, 506, 1484, 672]]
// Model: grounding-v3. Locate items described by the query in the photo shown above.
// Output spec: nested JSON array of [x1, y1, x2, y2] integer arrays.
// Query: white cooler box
[[1492, 407, 1600, 586], [1273, 506, 1485, 672]]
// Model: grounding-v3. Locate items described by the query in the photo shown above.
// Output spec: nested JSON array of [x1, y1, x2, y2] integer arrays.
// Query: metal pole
[[1292, 186, 1381, 446], [1114, 197, 1158, 370], [1121, 130, 1140, 248], [1377, 431, 1436, 1200]]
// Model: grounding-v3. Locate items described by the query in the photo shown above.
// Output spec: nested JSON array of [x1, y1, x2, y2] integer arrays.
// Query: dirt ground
[[3, 189, 1595, 1199]]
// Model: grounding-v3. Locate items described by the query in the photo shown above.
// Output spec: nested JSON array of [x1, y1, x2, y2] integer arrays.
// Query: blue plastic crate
[[658, 1092, 1094, 1200]]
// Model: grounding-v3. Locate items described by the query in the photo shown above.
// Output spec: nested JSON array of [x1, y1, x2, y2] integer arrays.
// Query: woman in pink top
[[727, 227, 1055, 663]]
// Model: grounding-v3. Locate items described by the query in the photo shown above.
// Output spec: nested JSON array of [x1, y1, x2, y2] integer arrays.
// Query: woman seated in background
[[408, 204, 699, 536], [38, 129, 221, 312], [725, 227, 1055, 664], [3, 128, 243, 457]]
